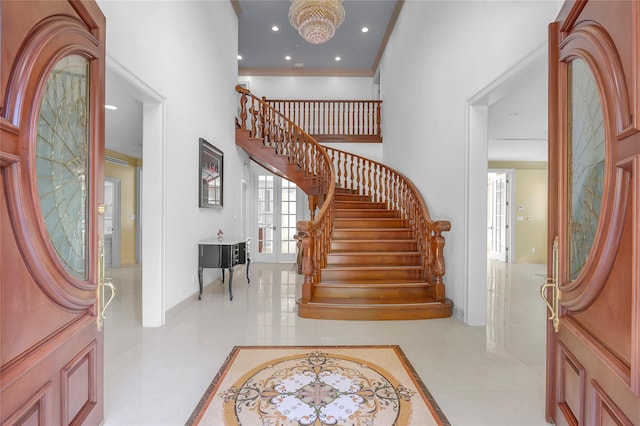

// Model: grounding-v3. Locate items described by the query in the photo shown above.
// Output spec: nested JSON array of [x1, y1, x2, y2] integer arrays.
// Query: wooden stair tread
[[310, 297, 437, 305], [331, 239, 417, 243], [327, 251, 420, 256], [317, 280, 431, 286], [296, 298, 454, 320], [332, 228, 413, 234], [322, 265, 422, 270]]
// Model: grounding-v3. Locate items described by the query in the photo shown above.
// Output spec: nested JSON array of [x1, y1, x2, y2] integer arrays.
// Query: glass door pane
[[257, 175, 274, 255], [254, 170, 299, 263], [36, 54, 90, 280], [567, 59, 605, 281], [281, 180, 298, 256]]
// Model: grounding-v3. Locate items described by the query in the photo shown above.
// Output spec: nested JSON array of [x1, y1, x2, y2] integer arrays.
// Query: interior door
[[105, 178, 121, 268], [488, 171, 509, 262], [254, 170, 300, 263], [0, 2, 108, 425], [544, 1, 640, 424]]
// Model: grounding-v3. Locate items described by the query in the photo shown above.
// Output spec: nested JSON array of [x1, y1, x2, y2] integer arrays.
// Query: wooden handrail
[[236, 85, 336, 300], [325, 147, 451, 299], [265, 99, 382, 143]]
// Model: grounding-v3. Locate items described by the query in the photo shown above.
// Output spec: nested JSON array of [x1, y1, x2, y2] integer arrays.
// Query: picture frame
[[199, 138, 223, 207]]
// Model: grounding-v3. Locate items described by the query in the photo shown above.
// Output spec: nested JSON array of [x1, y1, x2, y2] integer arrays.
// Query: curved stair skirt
[[296, 298, 454, 321]]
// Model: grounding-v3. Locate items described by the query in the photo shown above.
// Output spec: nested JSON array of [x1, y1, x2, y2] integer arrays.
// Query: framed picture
[[199, 138, 223, 207]]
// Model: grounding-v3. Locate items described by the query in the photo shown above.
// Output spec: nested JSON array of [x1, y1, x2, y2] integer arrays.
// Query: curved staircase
[[236, 86, 453, 320]]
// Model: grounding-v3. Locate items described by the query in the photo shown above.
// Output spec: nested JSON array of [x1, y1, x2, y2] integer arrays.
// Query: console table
[[198, 237, 250, 301]]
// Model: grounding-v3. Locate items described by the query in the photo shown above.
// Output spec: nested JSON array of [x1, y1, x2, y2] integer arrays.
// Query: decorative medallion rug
[[186, 345, 450, 425]]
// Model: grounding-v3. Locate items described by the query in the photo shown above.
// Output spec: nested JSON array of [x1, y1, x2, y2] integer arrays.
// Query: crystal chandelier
[[289, 0, 345, 45]]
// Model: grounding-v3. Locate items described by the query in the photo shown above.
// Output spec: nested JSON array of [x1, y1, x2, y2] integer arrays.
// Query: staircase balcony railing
[[236, 85, 335, 295], [324, 147, 451, 300], [264, 98, 382, 143]]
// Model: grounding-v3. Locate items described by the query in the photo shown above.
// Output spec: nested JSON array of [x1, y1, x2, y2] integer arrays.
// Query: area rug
[[186, 345, 450, 425]]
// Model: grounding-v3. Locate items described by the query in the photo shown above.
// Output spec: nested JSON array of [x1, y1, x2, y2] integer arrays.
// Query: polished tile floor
[[104, 261, 549, 425]]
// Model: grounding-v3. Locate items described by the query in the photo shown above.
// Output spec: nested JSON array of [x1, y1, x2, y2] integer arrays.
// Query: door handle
[[97, 234, 116, 331], [540, 236, 559, 332]]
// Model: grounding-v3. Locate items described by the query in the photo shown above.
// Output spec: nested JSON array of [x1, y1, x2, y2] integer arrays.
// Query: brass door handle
[[97, 235, 116, 331], [540, 237, 559, 332]]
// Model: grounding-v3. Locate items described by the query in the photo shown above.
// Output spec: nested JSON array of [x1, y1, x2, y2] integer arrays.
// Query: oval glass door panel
[[567, 58, 605, 281], [36, 54, 90, 280]]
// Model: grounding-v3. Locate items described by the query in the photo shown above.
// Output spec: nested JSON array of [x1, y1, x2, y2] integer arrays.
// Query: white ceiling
[[105, 68, 143, 159], [104, 2, 548, 163], [487, 52, 548, 162]]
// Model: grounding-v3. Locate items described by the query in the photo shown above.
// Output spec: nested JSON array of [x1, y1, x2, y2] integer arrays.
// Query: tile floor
[[103, 261, 550, 425]]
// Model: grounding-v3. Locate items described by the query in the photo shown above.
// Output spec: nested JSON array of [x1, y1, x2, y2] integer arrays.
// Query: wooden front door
[[544, 1, 640, 424], [1, 2, 108, 424]]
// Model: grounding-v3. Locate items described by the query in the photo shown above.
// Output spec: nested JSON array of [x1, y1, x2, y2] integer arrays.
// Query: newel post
[[236, 85, 249, 130], [431, 220, 451, 302], [297, 221, 314, 302]]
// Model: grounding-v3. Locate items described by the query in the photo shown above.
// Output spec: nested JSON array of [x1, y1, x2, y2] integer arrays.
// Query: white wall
[[98, 1, 242, 314], [241, 76, 383, 162], [380, 1, 561, 324], [241, 76, 377, 100]]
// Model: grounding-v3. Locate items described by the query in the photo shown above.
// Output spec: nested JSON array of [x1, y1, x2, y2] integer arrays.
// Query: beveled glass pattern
[[36, 55, 90, 280], [567, 59, 605, 281]]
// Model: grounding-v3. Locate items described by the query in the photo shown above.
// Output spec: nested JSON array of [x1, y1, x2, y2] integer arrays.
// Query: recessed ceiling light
[[507, 112, 519, 117], [237, 55, 242, 60], [285, 55, 292, 61], [272, 25, 279, 32], [335, 56, 341, 61], [361, 27, 369, 33], [105, 104, 118, 110]]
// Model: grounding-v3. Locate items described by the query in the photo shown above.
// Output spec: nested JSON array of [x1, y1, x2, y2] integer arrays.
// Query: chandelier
[[289, 0, 345, 45]]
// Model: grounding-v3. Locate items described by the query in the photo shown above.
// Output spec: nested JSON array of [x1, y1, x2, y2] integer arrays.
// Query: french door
[[254, 170, 303, 263], [0, 2, 108, 424], [543, 2, 640, 424], [487, 171, 510, 262]]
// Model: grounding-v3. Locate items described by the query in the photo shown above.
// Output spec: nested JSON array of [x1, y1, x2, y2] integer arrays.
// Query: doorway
[[253, 168, 303, 263], [106, 58, 166, 327], [466, 45, 548, 325], [104, 177, 122, 268], [487, 170, 513, 263]]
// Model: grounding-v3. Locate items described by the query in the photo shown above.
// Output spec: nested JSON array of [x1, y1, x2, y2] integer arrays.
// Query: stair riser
[[334, 219, 408, 229], [322, 269, 422, 281], [333, 229, 413, 240], [326, 254, 421, 266], [334, 201, 388, 210], [331, 241, 418, 252], [334, 210, 399, 218], [314, 287, 430, 300], [335, 194, 372, 202]]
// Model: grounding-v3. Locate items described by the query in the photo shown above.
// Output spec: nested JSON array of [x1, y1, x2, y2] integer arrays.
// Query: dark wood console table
[[198, 237, 250, 301]]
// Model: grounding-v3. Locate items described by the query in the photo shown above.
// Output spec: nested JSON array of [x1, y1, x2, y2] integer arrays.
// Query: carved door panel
[[0, 2, 108, 425], [545, 1, 640, 424]]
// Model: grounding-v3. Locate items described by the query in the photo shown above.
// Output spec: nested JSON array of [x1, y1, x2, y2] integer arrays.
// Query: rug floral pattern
[[220, 350, 415, 425], [188, 346, 449, 426]]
